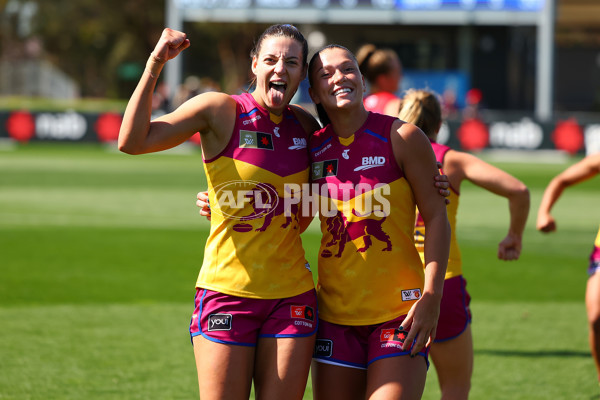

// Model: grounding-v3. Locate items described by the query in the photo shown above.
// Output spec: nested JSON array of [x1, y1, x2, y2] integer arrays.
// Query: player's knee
[[590, 314, 600, 333], [440, 382, 471, 400]]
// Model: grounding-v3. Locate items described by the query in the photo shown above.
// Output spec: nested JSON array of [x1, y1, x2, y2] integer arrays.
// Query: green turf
[[1, 143, 599, 399]]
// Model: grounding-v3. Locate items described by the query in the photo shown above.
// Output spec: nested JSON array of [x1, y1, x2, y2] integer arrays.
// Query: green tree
[[31, 0, 165, 98]]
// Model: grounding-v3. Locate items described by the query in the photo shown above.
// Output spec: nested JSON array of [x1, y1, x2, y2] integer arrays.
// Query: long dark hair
[[247, 24, 308, 91], [308, 44, 358, 127]]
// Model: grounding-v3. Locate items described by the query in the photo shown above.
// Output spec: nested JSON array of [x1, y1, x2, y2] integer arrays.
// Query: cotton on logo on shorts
[[207, 313, 232, 331], [290, 305, 314, 321], [401, 289, 421, 301]]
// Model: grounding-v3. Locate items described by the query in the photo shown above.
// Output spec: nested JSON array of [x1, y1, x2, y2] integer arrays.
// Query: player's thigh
[[193, 335, 254, 400], [366, 355, 427, 400], [429, 324, 473, 388], [587, 273, 600, 323], [253, 335, 315, 400], [311, 360, 366, 400]]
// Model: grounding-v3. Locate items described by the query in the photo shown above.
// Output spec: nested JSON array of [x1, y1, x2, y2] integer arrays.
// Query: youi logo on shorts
[[354, 156, 386, 171], [401, 289, 422, 301], [314, 339, 333, 357], [207, 313, 232, 331], [290, 305, 314, 321]]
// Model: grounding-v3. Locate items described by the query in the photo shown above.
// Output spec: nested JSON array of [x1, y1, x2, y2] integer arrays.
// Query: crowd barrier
[[1, 109, 599, 155]]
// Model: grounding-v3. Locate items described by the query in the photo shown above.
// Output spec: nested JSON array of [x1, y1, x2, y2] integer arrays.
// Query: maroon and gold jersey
[[310, 112, 424, 325], [589, 226, 600, 274], [196, 93, 313, 299], [414, 141, 462, 279]]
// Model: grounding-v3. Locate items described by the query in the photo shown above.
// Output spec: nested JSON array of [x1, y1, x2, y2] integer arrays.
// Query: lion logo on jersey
[[322, 208, 391, 257], [239, 183, 299, 232]]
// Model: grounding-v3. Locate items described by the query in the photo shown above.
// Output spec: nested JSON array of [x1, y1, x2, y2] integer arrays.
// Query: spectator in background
[[356, 43, 403, 117], [151, 81, 171, 116], [462, 88, 483, 120], [172, 75, 222, 109], [537, 153, 600, 384]]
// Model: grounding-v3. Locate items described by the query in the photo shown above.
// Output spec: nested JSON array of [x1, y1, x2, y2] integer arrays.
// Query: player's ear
[[308, 87, 320, 105], [251, 56, 258, 76]]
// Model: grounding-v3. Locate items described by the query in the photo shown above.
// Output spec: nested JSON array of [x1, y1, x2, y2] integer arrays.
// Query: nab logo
[[401, 289, 422, 301], [290, 305, 314, 321], [289, 137, 307, 150], [207, 313, 232, 331], [314, 339, 333, 357], [354, 156, 386, 171]]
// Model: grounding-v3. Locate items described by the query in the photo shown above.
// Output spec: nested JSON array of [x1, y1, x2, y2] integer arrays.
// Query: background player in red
[[400, 89, 530, 400], [356, 43, 403, 117], [119, 25, 322, 400], [537, 152, 600, 384]]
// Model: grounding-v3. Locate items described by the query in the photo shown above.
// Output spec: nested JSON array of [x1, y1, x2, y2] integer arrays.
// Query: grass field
[[1, 143, 599, 399]]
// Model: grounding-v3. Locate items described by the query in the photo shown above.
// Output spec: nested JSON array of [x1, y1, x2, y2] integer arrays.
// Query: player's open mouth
[[268, 81, 287, 105], [269, 81, 287, 93], [333, 87, 352, 96]]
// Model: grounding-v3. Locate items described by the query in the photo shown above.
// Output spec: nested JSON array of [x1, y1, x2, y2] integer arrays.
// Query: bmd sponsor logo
[[289, 137, 307, 150], [354, 156, 386, 171], [207, 313, 232, 331]]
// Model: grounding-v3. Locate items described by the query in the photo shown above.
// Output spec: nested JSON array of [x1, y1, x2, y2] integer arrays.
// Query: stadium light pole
[[165, 0, 183, 105], [535, 0, 556, 122]]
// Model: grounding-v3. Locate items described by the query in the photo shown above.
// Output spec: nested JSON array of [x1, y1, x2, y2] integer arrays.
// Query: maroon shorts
[[189, 288, 317, 346], [588, 244, 600, 276], [435, 275, 472, 342], [313, 314, 429, 370]]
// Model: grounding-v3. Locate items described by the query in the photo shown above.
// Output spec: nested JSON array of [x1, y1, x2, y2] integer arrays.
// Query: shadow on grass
[[475, 349, 591, 358]]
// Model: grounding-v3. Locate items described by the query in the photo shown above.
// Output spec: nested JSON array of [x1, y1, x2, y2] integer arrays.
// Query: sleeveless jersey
[[414, 141, 462, 279], [590, 226, 600, 266], [363, 92, 399, 114], [196, 92, 313, 299], [309, 112, 424, 325]]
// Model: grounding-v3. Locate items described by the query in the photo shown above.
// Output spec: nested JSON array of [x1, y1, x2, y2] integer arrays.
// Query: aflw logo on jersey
[[401, 289, 421, 301], [289, 137, 307, 150], [354, 156, 386, 171], [239, 130, 274, 150], [312, 159, 338, 180]]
